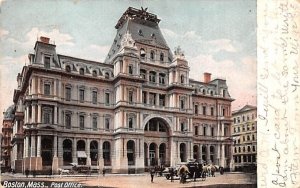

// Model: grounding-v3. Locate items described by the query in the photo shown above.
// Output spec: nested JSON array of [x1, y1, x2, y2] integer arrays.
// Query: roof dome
[[3, 104, 15, 120]]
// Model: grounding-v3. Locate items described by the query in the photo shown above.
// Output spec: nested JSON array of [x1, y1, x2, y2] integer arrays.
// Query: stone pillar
[[72, 138, 78, 164], [146, 92, 150, 105], [199, 144, 202, 163], [52, 135, 59, 174], [54, 106, 58, 125], [206, 144, 211, 164], [32, 76, 36, 94], [58, 137, 63, 166], [37, 104, 41, 123], [37, 136, 41, 157], [25, 105, 29, 124], [37, 78, 41, 94], [25, 136, 29, 157], [86, 139, 91, 166], [32, 104, 36, 124], [98, 140, 104, 170], [220, 144, 225, 167], [156, 93, 159, 106], [31, 135, 36, 157]]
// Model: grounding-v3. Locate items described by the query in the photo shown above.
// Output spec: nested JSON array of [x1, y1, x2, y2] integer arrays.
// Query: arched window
[[248, 146, 251, 152], [63, 139, 72, 165], [79, 68, 84, 75], [150, 50, 155, 60], [103, 141, 111, 166], [234, 147, 237, 153], [160, 52, 164, 62], [66, 65, 71, 72], [105, 72, 110, 79], [90, 141, 98, 166], [238, 147, 241, 153], [140, 48, 146, 59]]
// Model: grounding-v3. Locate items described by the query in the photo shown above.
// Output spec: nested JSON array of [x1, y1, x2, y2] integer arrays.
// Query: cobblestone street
[[1, 172, 257, 188]]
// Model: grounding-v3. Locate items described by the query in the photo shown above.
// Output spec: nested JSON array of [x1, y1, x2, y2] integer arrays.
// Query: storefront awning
[[77, 151, 87, 158]]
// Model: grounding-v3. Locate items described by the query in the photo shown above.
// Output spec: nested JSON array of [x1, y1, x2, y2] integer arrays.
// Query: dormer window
[[151, 33, 155, 38], [79, 68, 84, 75], [210, 90, 213, 96], [105, 72, 110, 79], [66, 65, 71, 73], [180, 75, 185, 84], [92, 70, 97, 77], [128, 65, 133, 75], [150, 50, 155, 60], [44, 56, 50, 69], [160, 53, 164, 62], [140, 48, 146, 59]]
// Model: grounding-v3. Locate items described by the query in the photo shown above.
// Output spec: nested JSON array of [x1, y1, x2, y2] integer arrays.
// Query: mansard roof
[[105, 7, 173, 63], [3, 105, 15, 121]]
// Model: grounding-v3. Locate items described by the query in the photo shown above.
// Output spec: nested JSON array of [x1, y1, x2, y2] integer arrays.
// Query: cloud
[[0, 29, 9, 38], [207, 39, 238, 53], [189, 54, 256, 110], [0, 55, 27, 125], [161, 28, 179, 39], [8, 27, 74, 49]]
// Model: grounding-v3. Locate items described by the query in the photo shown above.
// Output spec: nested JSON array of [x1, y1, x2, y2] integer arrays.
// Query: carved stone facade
[[10, 7, 233, 174]]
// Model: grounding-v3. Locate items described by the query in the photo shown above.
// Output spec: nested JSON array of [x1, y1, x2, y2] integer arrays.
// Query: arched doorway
[[77, 140, 86, 165], [41, 137, 53, 166], [149, 143, 157, 166], [180, 143, 186, 162], [90, 141, 98, 166], [193, 145, 199, 162], [63, 139, 72, 165], [144, 117, 170, 167], [103, 141, 111, 166], [159, 143, 166, 166], [127, 140, 135, 165], [202, 145, 207, 163]]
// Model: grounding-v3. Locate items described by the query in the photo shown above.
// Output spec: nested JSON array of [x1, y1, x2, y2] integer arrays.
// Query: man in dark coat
[[150, 168, 155, 183]]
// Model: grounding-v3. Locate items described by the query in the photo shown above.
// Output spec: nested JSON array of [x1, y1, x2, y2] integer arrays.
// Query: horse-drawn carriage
[[58, 163, 91, 175]]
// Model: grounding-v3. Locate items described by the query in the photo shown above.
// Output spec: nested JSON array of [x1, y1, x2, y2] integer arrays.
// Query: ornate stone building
[[11, 7, 233, 174], [1, 105, 15, 172], [232, 105, 257, 171]]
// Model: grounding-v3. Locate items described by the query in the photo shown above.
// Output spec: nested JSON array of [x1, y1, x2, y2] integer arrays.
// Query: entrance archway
[[90, 141, 98, 166], [63, 139, 72, 165], [144, 117, 171, 167]]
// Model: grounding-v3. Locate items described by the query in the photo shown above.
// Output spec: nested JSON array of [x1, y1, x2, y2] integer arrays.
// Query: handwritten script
[[258, 0, 300, 187]]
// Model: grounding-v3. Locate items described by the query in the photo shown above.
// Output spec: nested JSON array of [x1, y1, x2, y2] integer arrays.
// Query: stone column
[[32, 104, 36, 124], [58, 137, 63, 166], [37, 78, 41, 94], [146, 92, 150, 105], [156, 93, 159, 106], [206, 144, 210, 164], [86, 139, 91, 166], [199, 144, 202, 163], [52, 135, 59, 174], [98, 140, 103, 170], [72, 138, 78, 164], [37, 104, 41, 123], [31, 135, 36, 157], [54, 106, 58, 125], [37, 136, 41, 157], [25, 136, 29, 157], [220, 144, 225, 167]]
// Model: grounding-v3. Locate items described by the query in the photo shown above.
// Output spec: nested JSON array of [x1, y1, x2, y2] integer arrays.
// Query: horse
[[210, 165, 219, 177], [58, 168, 70, 176]]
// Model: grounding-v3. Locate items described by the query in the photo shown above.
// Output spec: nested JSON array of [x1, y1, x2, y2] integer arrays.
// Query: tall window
[[79, 89, 85, 102], [211, 127, 214, 136], [105, 118, 110, 130], [128, 65, 133, 75], [180, 98, 185, 110], [149, 71, 156, 83], [159, 73, 165, 84], [150, 50, 155, 60], [195, 126, 198, 135], [65, 87, 71, 101], [105, 93, 110, 105], [92, 117, 97, 131], [140, 48, 146, 58], [180, 75, 184, 84], [92, 91, 97, 104], [181, 122, 185, 132], [43, 107, 52, 124], [203, 126, 206, 136], [128, 117, 133, 129], [202, 106, 206, 115], [128, 91, 133, 104], [65, 114, 71, 129], [44, 83, 51, 95], [44, 56, 50, 69], [194, 105, 198, 115], [79, 115, 84, 130], [140, 69, 146, 79], [210, 107, 214, 116], [160, 52, 164, 62]]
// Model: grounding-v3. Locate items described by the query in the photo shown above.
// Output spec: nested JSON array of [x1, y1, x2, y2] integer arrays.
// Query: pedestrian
[[170, 168, 174, 182], [150, 168, 155, 183], [25, 169, 29, 178], [102, 168, 106, 177]]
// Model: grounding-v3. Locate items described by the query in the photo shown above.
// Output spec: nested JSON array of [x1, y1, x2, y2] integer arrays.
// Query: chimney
[[40, 36, 50, 44], [204, 72, 211, 83]]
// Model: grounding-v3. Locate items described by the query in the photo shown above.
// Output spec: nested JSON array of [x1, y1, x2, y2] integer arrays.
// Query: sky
[[0, 0, 257, 125]]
